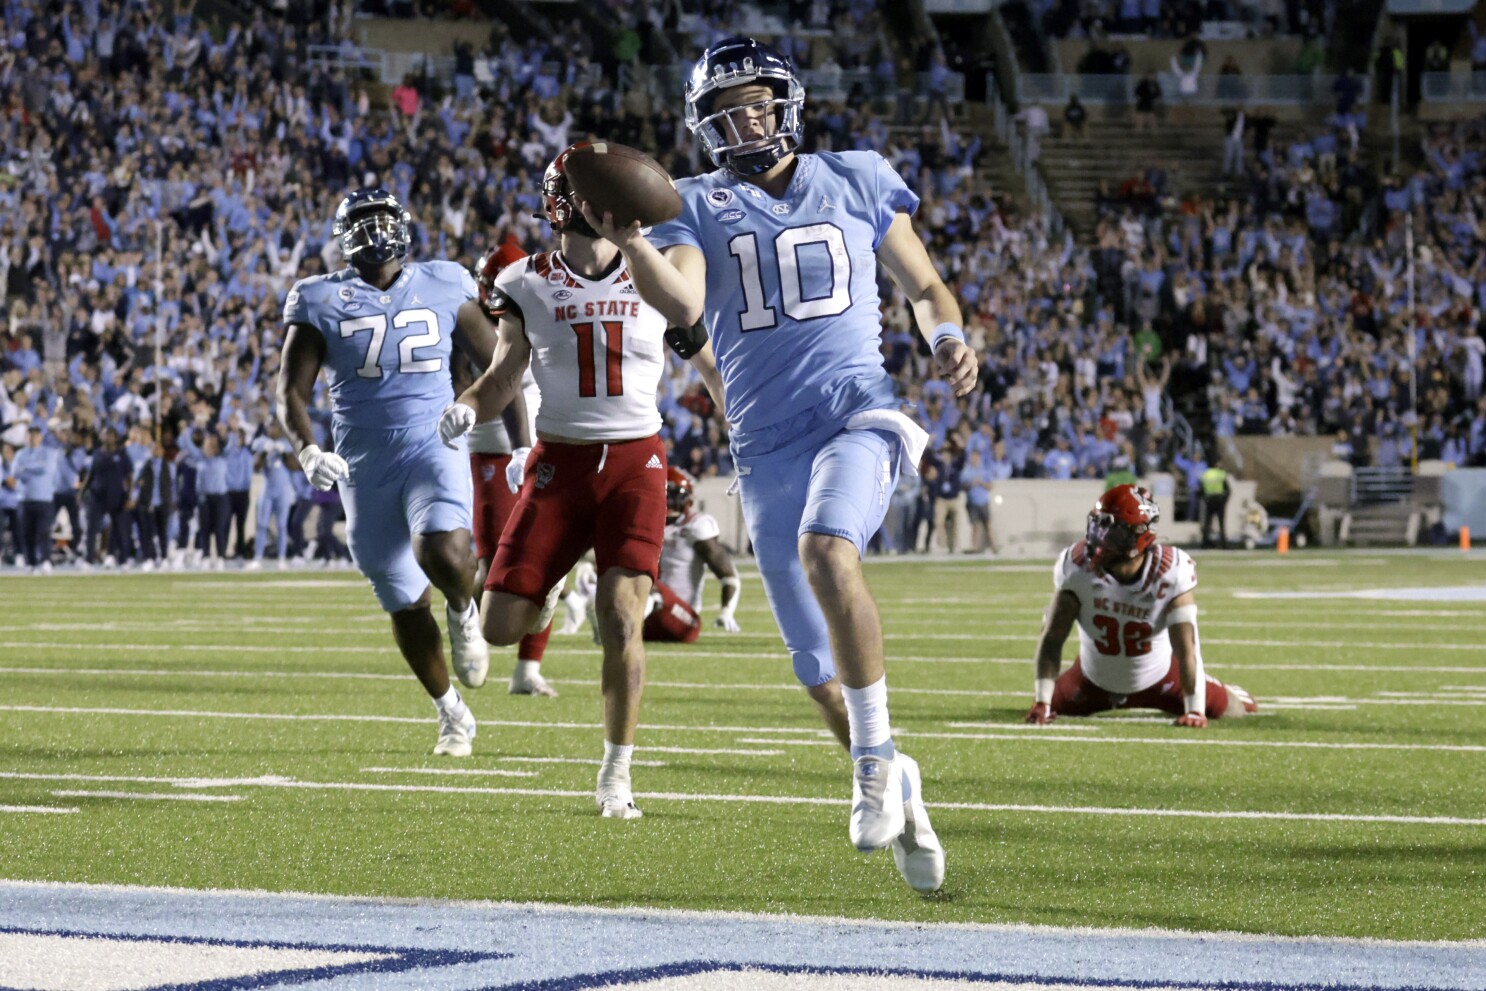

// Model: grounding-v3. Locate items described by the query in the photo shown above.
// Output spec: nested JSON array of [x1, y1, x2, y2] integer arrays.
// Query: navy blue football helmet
[[332, 187, 411, 267], [684, 36, 805, 176]]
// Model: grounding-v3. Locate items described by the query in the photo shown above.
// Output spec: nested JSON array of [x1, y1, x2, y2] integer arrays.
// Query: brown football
[[563, 142, 683, 229]]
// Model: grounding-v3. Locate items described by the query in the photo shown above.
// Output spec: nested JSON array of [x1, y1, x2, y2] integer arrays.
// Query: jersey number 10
[[728, 223, 853, 332]]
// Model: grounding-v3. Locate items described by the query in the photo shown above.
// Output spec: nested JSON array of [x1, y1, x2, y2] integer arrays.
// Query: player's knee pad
[[791, 647, 836, 687]]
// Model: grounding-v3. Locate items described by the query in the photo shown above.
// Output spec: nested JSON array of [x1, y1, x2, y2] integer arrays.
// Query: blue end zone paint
[[0, 924, 508, 991], [479, 960, 1483, 991], [3, 882, 1485, 991]]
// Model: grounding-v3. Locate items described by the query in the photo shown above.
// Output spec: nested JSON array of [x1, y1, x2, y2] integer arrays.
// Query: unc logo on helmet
[[332, 188, 411, 267], [684, 36, 805, 177]]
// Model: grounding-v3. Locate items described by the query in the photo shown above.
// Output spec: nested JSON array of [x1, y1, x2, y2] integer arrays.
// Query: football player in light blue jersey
[[587, 37, 976, 894], [277, 187, 498, 758]]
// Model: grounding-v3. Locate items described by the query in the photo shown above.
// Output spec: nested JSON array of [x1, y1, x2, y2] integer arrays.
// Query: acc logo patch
[[716, 209, 745, 224], [345, 302, 362, 311], [535, 462, 556, 489], [707, 188, 734, 208], [552, 289, 573, 301]]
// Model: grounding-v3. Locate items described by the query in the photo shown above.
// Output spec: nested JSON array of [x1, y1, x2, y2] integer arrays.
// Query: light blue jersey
[[649, 151, 921, 690], [283, 260, 477, 430], [648, 152, 918, 460]]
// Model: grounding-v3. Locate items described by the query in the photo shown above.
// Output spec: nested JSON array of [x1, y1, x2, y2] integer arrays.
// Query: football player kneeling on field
[[646, 467, 741, 642], [1026, 484, 1257, 727]]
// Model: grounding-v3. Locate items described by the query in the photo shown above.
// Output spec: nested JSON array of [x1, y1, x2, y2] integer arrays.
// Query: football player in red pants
[[642, 467, 742, 643], [1026, 485, 1257, 727], [462, 238, 556, 696], [441, 143, 724, 819]]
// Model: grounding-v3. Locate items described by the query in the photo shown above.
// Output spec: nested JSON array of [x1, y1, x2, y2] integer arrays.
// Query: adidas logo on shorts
[[645, 455, 663, 469]]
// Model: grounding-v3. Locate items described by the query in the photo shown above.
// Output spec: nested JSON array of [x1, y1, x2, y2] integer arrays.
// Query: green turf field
[[1, 553, 1483, 942]]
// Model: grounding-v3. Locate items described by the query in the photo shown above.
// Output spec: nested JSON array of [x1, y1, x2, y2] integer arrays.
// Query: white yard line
[[3, 770, 1481, 827], [358, 766, 544, 777], [0, 805, 78, 814], [2, 704, 1481, 753], [49, 790, 241, 802]]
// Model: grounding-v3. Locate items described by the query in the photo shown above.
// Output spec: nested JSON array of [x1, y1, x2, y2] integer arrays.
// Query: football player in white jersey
[[1026, 484, 1257, 727], [644, 466, 741, 642], [440, 142, 724, 819], [461, 239, 558, 698]]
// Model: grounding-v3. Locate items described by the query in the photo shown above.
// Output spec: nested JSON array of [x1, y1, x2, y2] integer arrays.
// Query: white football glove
[[298, 444, 349, 491], [438, 402, 477, 449], [506, 446, 530, 494], [714, 612, 741, 633]]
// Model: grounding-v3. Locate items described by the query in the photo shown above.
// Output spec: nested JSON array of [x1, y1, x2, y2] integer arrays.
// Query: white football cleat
[[446, 601, 489, 689], [1227, 683, 1258, 716], [276, 558, 289, 571], [244, 559, 262, 572], [596, 761, 643, 819], [850, 754, 906, 852], [557, 591, 587, 635], [529, 580, 564, 635], [891, 752, 945, 893], [432, 703, 476, 757], [509, 663, 559, 697]]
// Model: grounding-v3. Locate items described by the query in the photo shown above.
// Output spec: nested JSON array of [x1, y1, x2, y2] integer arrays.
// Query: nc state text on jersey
[[555, 300, 644, 321], [1093, 597, 1152, 619]]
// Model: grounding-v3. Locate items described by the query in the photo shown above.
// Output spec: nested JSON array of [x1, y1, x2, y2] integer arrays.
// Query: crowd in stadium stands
[[2, 0, 1486, 569], [1038, 0, 1334, 40]]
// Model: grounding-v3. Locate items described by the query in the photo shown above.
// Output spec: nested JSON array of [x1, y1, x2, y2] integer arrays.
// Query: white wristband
[[1035, 677, 1055, 705], [1184, 685, 1206, 715]]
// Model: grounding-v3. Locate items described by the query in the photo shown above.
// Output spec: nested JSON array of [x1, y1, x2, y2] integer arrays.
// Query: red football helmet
[[665, 466, 695, 524], [540, 142, 593, 234], [474, 235, 526, 317], [1086, 484, 1160, 570]]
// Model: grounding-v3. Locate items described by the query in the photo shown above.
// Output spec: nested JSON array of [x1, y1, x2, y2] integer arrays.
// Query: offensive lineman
[[277, 188, 494, 758], [1026, 484, 1257, 726], [585, 37, 966, 892], [440, 142, 725, 819]]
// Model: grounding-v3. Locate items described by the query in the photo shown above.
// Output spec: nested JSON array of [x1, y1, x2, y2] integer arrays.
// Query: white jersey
[[467, 368, 539, 455], [1053, 541, 1199, 695], [659, 510, 720, 610], [492, 251, 665, 442]]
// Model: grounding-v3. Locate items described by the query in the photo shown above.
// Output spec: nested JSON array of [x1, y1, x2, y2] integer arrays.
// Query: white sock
[[514, 659, 541, 683], [448, 599, 475, 621], [603, 740, 634, 765], [433, 686, 463, 713], [842, 677, 892, 752]]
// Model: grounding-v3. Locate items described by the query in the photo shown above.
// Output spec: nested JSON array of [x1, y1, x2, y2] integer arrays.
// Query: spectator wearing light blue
[[249, 422, 298, 568], [52, 432, 84, 560], [962, 449, 998, 554], [224, 428, 254, 559], [0, 441, 20, 564], [13, 426, 59, 569], [1044, 436, 1077, 480], [180, 428, 231, 567]]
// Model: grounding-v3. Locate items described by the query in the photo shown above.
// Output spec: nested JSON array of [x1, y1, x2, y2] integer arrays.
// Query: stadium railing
[[1420, 71, 1486, 103], [1015, 72, 1370, 106]]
